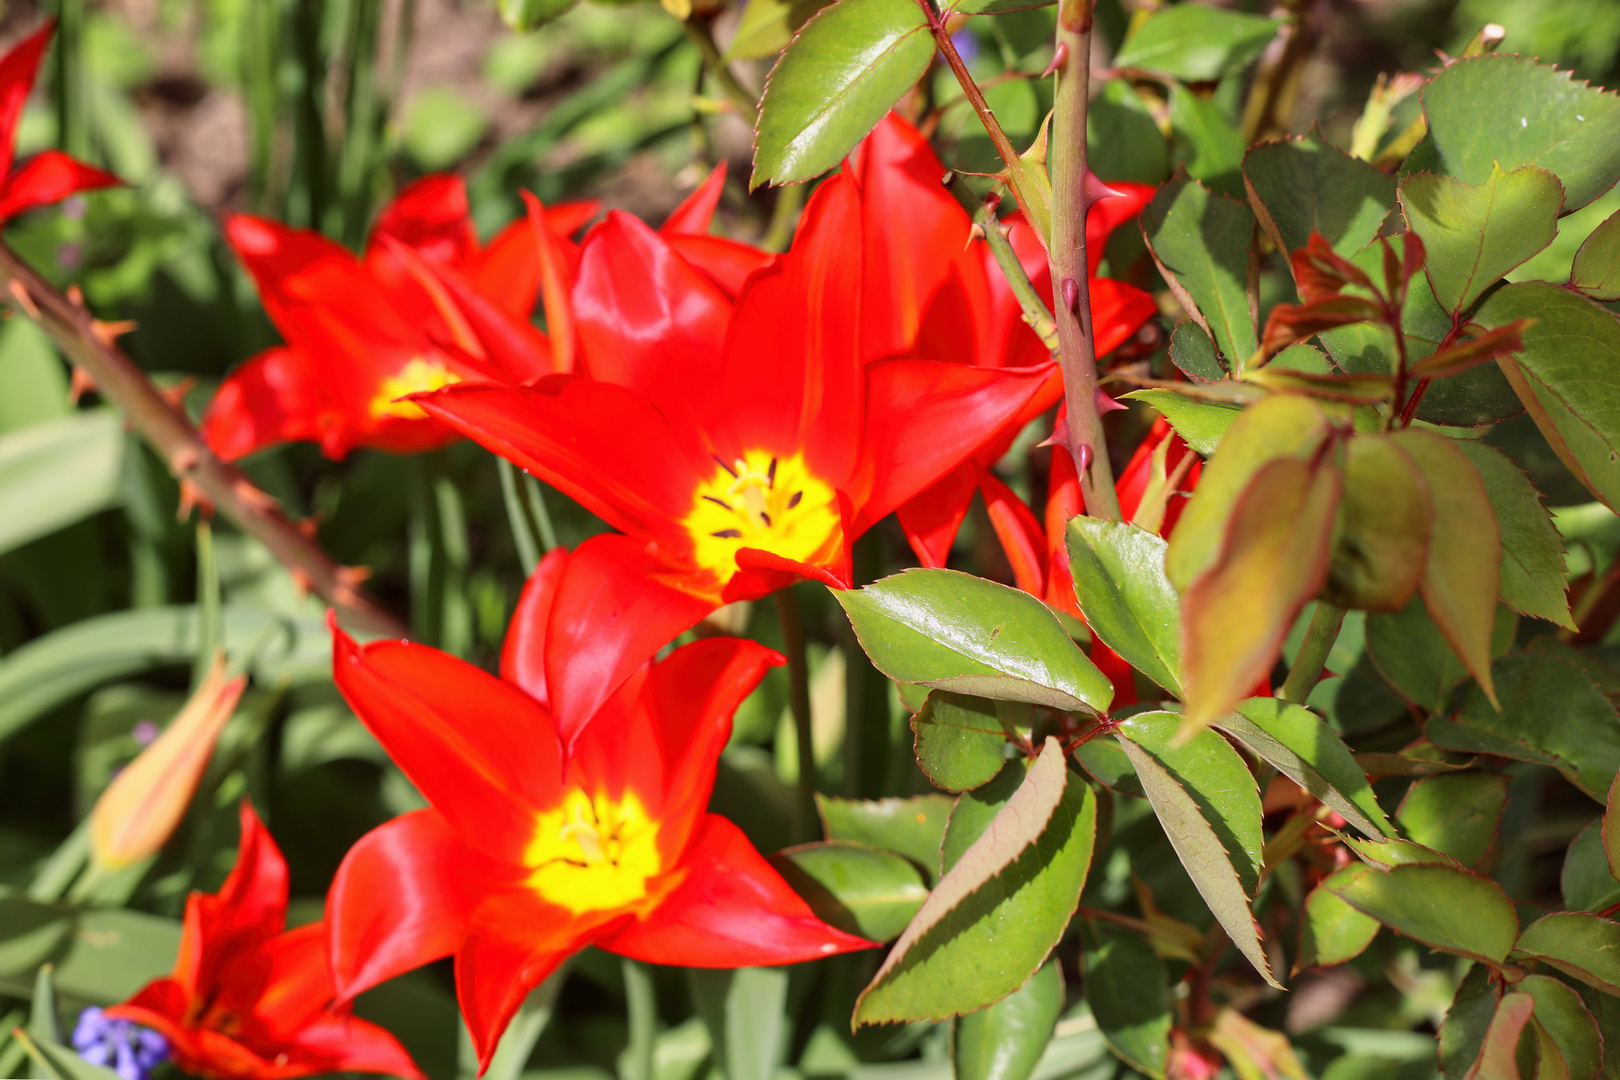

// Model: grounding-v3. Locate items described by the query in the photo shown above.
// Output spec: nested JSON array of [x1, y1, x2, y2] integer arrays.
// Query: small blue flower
[[72, 1007, 168, 1080], [950, 29, 980, 66]]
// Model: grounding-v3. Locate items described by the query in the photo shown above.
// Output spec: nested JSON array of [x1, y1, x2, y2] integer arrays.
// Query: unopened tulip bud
[[90, 652, 246, 870]]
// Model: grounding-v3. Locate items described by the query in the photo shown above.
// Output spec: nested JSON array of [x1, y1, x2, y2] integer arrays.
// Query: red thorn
[[1061, 276, 1081, 314], [176, 478, 214, 523], [7, 280, 39, 319], [68, 365, 97, 404], [233, 479, 281, 512], [1083, 171, 1127, 207], [1042, 40, 1068, 77], [1095, 388, 1127, 414], [157, 376, 196, 413], [289, 566, 312, 599], [169, 448, 200, 474]]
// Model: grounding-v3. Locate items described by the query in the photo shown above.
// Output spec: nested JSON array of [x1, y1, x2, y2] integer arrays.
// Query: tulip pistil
[[683, 450, 839, 581], [525, 789, 661, 913], [370, 357, 462, 420]]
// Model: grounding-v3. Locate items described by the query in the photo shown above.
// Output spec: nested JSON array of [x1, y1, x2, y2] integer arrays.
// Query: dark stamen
[[767, 458, 778, 487], [711, 528, 744, 539], [787, 491, 803, 509], [713, 454, 738, 478], [759, 512, 772, 526], [703, 495, 733, 510]]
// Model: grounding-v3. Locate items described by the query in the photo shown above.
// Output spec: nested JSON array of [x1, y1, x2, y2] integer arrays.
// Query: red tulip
[[324, 554, 872, 1073], [200, 175, 598, 461], [848, 113, 1159, 571], [410, 167, 1055, 721], [0, 21, 118, 222], [106, 803, 422, 1080]]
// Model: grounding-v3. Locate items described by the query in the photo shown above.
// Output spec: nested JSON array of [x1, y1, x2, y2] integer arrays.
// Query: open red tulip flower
[[106, 802, 422, 1080], [200, 175, 598, 461], [408, 166, 1055, 713], [324, 557, 872, 1073], [848, 113, 1159, 570], [0, 21, 118, 223]]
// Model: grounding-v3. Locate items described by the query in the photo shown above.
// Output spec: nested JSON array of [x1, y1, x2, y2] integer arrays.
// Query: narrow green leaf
[[952, 961, 1064, 1080], [773, 841, 928, 942], [854, 740, 1096, 1024], [0, 411, 123, 559], [1168, 321, 1224, 382], [1439, 965, 1500, 1080], [751, 0, 932, 187], [1327, 863, 1519, 966], [1244, 131, 1395, 259], [496, 0, 578, 30], [1563, 820, 1620, 913], [1515, 912, 1620, 996], [1341, 834, 1461, 869], [0, 896, 179, 1003], [1323, 434, 1431, 613], [689, 967, 788, 1080], [486, 965, 572, 1080], [1296, 865, 1380, 971], [1572, 209, 1620, 301], [1064, 520, 1182, 697], [1215, 697, 1391, 840], [12, 1031, 121, 1080], [1399, 164, 1564, 316], [1141, 174, 1259, 368], [1521, 974, 1602, 1080], [1084, 932, 1171, 1079], [1394, 771, 1508, 869], [912, 692, 1010, 794], [1115, 727, 1279, 988], [817, 794, 952, 885], [1112, 5, 1281, 81], [1422, 55, 1620, 211], [1453, 441, 1573, 629], [1121, 389, 1242, 457], [28, 964, 57, 1051], [837, 569, 1114, 714]]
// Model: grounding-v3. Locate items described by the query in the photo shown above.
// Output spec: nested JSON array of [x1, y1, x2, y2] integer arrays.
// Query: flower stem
[[682, 16, 757, 120], [1279, 600, 1344, 704], [0, 243, 405, 637], [773, 587, 818, 838], [621, 959, 657, 1080], [1050, 0, 1121, 520], [942, 174, 1059, 352]]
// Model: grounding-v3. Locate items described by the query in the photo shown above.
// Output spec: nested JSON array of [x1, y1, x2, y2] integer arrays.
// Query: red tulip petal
[[1043, 437, 1084, 620], [665, 234, 773, 298], [660, 161, 727, 236], [523, 192, 582, 373], [500, 547, 570, 706], [1086, 182, 1156, 278], [402, 250, 560, 382], [367, 174, 478, 271], [1089, 277, 1157, 357], [895, 463, 978, 569], [545, 199, 601, 239], [414, 379, 700, 540], [0, 23, 54, 178], [853, 359, 1054, 532], [542, 533, 717, 747], [180, 801, 289, 997], [574, 210, 732, 434], [327, 809, 512, 1002], [457, 891, 603, 1074], [281, 1012, 427, 1080], [331, 620, 561, 860], [107, 1000, 272, 1080], [1092, 638, 1138, 711], [200, 346, 329, 461], [976, 464, 1047, 597], [0, 149, 118, 221], [243, 923, 332, 1033], [462, 199, 591, 323], [599, 814, 873, 967]]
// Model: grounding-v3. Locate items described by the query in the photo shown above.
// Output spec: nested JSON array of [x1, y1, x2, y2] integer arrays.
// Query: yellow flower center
[[524, 789, 661, 914], [681, 450, 840, 582], [369, 358, 462, 420]]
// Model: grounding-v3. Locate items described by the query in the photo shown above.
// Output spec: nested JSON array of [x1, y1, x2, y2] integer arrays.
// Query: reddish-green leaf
[[1521, 975, 1602, 1080], [1453, 441, 1573, 630], [1296, 864, 1380, 970], [1462, 992, 1537, 1080], [1394, 771, 1508, 870], [1514, 912, 1620, 996], [1065, 520, 1182, 698], [1327, 863, 1519, 966], [1323, 434, 1432, 613], [912, 692, 1010, 794], [1571, 209, 1620, 301]]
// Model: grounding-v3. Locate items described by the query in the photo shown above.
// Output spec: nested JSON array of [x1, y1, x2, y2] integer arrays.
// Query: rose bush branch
[[0, 242, 406, 638]]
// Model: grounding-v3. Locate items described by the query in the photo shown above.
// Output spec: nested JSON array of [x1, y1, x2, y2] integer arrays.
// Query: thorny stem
[[0, 243, 406, 638], [1396, 321, 1465, 427], [774, 588, 818, 839], [682, 16, 757, 120], [1050, 0, 1121, 520], [941, 174, 1059, 352], [1279, 601, 1345, 704]]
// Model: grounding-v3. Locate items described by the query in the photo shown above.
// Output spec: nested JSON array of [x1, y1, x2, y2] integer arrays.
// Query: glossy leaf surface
[[1065, 519, 1182, 697]]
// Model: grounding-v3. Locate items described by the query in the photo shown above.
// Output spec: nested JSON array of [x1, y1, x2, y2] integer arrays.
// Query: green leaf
[[817, 794, 952, 885], [0, 607, 330, 743], [725, 0, 830, 59], [751, 0, 932, 187], [29, 963, 57, 1053], [1115, 718, 1279, 988], [1365, 598, 1516, 714], [949, 0, 1052, 17], [853, 740, 1096, 1024], [0, 320, 69, 435], [1297, 865, 1380, 970], [1215, 697, 1391, 840], [1479, 282, 1620, 514], [1439, 965, 1500, 1080], [1521, 974, 1603, 1080], [1428, 651, 1620, 800], [1168, 320, 1225, 383], [12, 1031, 121, 1080], [1341, 833, 1461, 869], [1389, 430, 1503, 703], [0, 411, 123, 559], [912, 693, 1010, 794], [1070, 737, 1142, 798], [1244, 130, 1395, 259], [401, 85, 491, 171], [1466, 993, 1539, 1080], [1121, 389, 1242, 456], [1168, 85, 1245, 198], [1452, 440, 1573, 629], [496, 0, 578, 29], [1323, 434, 1431, 613], [1088, 78, 1169, 186], [1563, 820, 1620, 912], [0, 892, 179, 1003], [1112, 5, 1281, 81], [1084, 931, 1171, 1079], [1572, 209, 1620, 301], [1064, 520, 1182, 697], [690, 967, 788, 1080], [1422, 55, 1620, 212], [1326, 863, 1519, 966], [1514, 912, 1620, 996], [837, 569, 1114, 714], [1393, 771, 1508, 869], [952, 961, 1064, 1080], [1141, 174, 1258, 369], [1180, 453, 1343, 729], [772, 841, 928, 942], [1166, 393, 1330, 590], [1399, 164, 1564, 316]]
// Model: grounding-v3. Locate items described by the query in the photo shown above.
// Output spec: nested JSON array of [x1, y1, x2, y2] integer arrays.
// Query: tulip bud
[[90, 652, 246, 870]]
